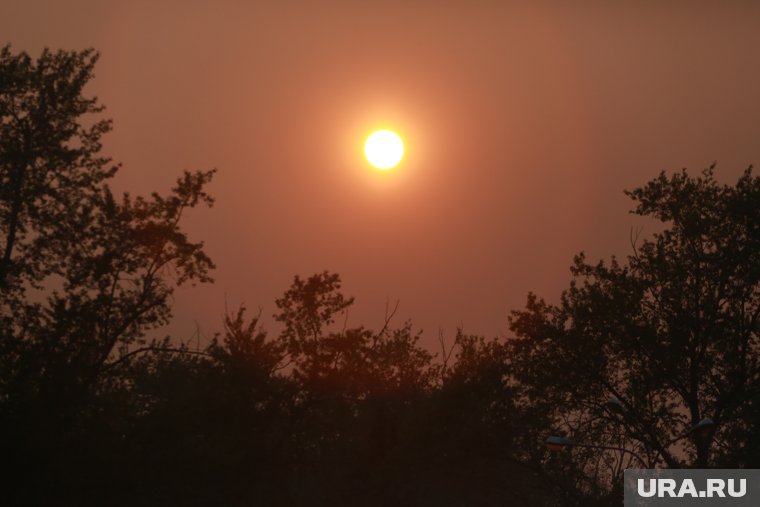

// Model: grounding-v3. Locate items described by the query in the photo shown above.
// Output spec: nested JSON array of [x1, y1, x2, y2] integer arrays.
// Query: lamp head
[[545, 436, 576, 452], [605, 398, 626, 415], [691, 418, 715, 438]]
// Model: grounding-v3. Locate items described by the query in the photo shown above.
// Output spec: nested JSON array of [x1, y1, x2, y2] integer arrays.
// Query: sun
[[364, 130, 404, 170]]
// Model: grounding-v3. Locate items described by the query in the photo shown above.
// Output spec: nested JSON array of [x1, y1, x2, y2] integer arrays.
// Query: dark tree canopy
[[0, 46, 115, 289], [509, 166, 760, 476], [0, 45, 215, 379], [3, 45, 759, 507], [0, 46, 216, 503]]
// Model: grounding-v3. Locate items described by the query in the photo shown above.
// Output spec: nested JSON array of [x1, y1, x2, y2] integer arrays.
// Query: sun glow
[[364, 130, 404, 170]]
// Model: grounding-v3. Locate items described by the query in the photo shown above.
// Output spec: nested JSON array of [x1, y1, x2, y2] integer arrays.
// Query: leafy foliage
[[3, 45, 760, 507], [509, 166, 760, 482], [0, 46, 216, 504]]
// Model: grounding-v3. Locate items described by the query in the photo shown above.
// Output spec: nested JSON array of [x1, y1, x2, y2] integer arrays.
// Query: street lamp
[[545, 436, 576, 452], [546, 415, 718, 468], [604, 397, 625, 416], [604, 397, 715, 441], [691, 418, 715, 438]]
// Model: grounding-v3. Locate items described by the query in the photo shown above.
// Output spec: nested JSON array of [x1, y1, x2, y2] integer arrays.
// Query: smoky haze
[[3, 0, 760, 345]]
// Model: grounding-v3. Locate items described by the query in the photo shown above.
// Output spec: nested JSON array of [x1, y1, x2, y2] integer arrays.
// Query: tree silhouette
[[274, 271, 434, 396], [4, 44, 760, 507], [509, 166, 760, 482], [0, 45, 216, 503]]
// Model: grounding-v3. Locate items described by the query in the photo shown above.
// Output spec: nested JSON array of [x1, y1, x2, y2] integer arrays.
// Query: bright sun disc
[[364, 130, 404, 169]]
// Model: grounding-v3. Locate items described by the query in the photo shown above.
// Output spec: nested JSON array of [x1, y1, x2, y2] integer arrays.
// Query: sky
[[3, 1, 760, 348]]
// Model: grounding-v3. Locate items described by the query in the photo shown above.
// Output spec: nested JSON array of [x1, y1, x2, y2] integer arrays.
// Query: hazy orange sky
[[4, 1, 760, 346]]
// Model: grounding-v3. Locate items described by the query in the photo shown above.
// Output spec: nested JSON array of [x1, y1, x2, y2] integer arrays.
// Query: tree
[[0, 45, 215, 500], [271, 272, 443, 504], [509, 166, 760, 481], [274, 271, 434, 396]]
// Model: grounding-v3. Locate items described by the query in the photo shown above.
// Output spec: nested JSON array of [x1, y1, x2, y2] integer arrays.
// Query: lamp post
[[547, 399, 718, 468], [605, 397, 715, 439], [606, 397, 716, 464]]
